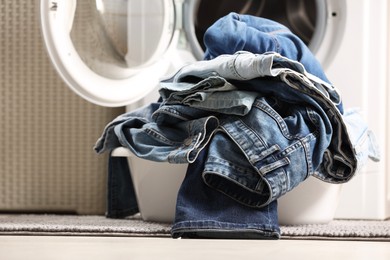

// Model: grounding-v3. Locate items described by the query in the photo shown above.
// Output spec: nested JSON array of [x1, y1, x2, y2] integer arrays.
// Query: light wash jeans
[[203, 12, 344, 113], [204, 13, 330, 82], [95, 52, 380, 188]]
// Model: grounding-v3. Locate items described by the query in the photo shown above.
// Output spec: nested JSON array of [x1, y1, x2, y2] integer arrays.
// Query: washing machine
[[40, 0, 389, 221]]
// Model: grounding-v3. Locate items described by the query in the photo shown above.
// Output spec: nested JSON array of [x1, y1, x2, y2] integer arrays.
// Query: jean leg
[[106, 155, 139, 218], [171, 147, 280, 239]]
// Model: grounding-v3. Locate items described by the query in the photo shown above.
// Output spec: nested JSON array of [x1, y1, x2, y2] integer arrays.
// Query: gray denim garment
[[95, 51, 332, 160], [95, 52, 380, 207], [160, 51, 341, 109], [95, 102, 219, 163], [159, 76, 257, 116]]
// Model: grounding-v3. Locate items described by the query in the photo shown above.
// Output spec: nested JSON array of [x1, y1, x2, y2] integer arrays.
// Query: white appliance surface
[[325, 0, 389, 220]]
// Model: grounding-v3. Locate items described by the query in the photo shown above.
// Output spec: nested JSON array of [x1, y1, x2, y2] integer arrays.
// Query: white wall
[[328, 0, 390, 220]]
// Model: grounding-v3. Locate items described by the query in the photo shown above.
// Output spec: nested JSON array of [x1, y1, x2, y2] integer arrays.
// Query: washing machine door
[[40, 0, 176, 107]]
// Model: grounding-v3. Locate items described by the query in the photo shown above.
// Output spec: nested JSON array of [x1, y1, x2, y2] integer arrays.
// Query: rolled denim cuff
[[171, 220, 280, 239]]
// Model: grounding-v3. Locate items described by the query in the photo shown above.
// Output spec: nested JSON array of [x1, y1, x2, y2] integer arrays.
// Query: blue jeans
[[171, 147, 280, 239], [203, 13, 330, 83], [159, 75, 257, 116], [105, 149, 280, 239], [202, 12, 344, 114], [106, 155, 138, 218], [97, 53, 380, 214], [97, 14, 380, 239]]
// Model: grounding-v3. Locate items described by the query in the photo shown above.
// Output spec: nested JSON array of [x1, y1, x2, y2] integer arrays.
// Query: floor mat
[[0, 214, 389, 241]]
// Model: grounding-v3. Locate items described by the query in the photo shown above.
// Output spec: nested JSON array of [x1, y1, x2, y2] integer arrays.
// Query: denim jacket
[[95, 51, 380, 208]]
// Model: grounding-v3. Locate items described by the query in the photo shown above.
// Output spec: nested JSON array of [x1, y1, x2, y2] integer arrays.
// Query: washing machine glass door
[[40, 0, 175, 107]]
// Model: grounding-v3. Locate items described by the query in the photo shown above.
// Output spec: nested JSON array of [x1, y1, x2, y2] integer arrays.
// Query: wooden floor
[[0, 236, 389, 259]]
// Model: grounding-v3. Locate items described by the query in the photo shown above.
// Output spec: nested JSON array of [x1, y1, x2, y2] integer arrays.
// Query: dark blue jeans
[[171, 147, 280, 239], [106, 154, 138, 218], [106, 151, 280, 239]]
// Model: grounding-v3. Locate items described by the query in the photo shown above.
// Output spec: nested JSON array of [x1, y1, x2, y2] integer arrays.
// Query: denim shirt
[[95, 51, 380, 208]]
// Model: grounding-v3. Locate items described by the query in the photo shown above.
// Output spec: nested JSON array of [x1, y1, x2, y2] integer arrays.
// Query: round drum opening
[[69, 0, 175, 80], [192, 0, 326, 54], [41, 0, 177, 106]]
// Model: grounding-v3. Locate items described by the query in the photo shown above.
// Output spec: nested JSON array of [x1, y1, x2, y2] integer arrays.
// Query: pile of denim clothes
[[94, 13, 380, 239]]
